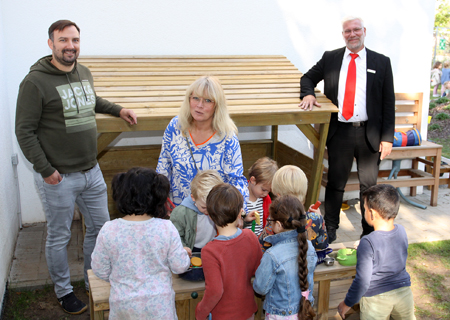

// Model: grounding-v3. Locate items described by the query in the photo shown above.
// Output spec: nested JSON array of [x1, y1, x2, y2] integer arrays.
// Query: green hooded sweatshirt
[[16, 55, 123, 178]]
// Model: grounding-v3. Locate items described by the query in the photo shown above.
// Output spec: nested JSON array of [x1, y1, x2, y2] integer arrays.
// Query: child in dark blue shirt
[[338, 184, 415, 320]]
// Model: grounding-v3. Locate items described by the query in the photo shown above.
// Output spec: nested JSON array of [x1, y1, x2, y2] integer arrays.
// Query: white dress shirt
[[337, 47, 368, 122]]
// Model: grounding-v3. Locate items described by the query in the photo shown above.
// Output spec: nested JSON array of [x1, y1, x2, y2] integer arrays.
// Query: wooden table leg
[[97, 132, 121, 158], [89, 290, 94, 320], [307, 122, 330, 207], [431, 151, 442, 206], [317, 279, 331, 320]]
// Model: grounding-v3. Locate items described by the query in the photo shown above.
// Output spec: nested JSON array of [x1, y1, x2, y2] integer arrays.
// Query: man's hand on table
[[299, 95, 322, 111], [119, 108, 138, 125]]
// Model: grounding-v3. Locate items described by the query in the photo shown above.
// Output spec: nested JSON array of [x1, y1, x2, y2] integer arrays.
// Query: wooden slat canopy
[[78, 55, 338, 207]]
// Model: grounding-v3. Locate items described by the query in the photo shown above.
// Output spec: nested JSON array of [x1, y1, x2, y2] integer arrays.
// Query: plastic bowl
[[179, 252, 204, 281], [336, 248, 357, 266]]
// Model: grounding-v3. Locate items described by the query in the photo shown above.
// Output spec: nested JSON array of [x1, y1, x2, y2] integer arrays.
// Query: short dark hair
[[433, 61, 442, 69], [206, 183, 243, 228], [112, 167, 170, 218], [363, 184, 400, 220], [48, 20, 80, 41]]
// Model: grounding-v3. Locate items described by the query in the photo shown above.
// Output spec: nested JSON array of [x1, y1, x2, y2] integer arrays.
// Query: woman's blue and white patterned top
[[91, 218, 190, 320], [157, 116, 249, 211]]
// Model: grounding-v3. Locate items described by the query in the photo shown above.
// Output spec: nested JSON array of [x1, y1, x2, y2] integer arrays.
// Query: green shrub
[[430, 102, 436, 110], [444, 105, 450, 110], [434, 97, 450, 105], [429, 124, 442, 131], [435, 113, 450, 120]]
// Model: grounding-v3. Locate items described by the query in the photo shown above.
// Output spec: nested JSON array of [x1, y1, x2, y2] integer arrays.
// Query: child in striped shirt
[[243, 157, 278, 236]]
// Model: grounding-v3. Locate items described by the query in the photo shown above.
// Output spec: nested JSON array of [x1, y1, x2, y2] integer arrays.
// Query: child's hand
[[183, 247, 192, 258], [337, 301, 351, 319], [244, 210, 258, 222], [308, 205, 322, 216], [236, 215, 244, 229]]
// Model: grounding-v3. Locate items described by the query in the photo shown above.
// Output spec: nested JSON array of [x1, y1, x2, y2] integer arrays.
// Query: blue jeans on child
[[34, 164, 110, 298]]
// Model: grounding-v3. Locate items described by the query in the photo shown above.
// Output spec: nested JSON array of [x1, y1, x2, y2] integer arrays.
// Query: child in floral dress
[[91, 167, 190, 320]]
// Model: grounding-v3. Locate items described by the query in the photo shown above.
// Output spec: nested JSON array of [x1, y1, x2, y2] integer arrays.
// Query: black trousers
[[324, 122, 380, 235]]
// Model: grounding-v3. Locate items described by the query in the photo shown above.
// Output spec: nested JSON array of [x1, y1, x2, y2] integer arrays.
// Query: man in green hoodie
[[15, 20, 137, 315]]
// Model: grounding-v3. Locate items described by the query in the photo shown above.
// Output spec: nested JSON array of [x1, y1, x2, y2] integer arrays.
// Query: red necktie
[[342, 53, 359, 120]]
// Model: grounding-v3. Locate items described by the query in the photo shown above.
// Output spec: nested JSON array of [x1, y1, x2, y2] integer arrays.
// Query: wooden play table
[[88, 241, 356, 320], [78, 55, 338, 210]]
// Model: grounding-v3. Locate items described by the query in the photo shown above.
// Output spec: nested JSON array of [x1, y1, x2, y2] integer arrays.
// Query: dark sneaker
[[57, 292, 87, 315], [327, 226, 337, 244]]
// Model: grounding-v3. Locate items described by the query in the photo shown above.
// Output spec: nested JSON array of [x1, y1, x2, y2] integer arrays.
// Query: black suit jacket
[[300, 47, 395, 152]]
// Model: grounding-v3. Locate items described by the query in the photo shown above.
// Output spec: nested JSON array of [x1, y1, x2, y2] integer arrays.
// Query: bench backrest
[[394, 92, 424, 132]]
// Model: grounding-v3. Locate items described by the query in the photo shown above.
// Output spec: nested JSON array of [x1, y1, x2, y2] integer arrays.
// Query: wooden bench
[[87, 269, 263, 320], [322, 92, 443, 206], [87, 242, 357, 320], [77, 55, 338, 219]]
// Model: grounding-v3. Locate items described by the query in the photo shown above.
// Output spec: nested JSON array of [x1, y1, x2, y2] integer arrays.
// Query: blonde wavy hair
[[272, 165, 308, 204], [190, 170, 223, 203], [178, 76, 238, 138]]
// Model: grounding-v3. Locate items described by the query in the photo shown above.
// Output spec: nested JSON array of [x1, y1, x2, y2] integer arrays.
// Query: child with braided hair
[[258, 165, 328, 253], [253, 195, 317, 320]]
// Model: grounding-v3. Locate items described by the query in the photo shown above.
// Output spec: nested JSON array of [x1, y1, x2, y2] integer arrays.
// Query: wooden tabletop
[[78, 55, 338, 133]]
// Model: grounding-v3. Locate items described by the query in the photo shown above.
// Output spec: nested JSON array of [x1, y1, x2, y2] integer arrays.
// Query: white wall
[[0, 0, 21, 309], [1, 0, 436, 224]]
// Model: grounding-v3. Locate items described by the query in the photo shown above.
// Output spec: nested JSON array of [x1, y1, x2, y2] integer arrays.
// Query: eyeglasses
[[190, 96, 215, 106], [266, 218, 276, 224], [343, 28, 363, 35]]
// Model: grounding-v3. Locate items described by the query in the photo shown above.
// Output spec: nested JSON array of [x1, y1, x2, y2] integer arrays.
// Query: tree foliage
[[436, 0, 450, 28]]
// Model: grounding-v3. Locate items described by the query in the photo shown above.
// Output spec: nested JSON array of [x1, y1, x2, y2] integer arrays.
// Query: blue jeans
[[34, 164, 110, 298]]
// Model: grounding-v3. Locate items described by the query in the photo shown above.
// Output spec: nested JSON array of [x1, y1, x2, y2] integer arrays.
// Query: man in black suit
[[299, 16, 395, 243]]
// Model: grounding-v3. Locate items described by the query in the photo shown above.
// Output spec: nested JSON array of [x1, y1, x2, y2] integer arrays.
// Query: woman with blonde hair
[[157, 76, 248, 209]]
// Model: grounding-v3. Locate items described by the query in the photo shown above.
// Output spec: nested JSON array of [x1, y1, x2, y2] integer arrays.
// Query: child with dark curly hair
[[253, 195, 317, 320], [91, 167, 190, 320]]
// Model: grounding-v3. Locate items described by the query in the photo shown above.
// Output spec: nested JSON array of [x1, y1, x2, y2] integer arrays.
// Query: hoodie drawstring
[[66, 69, 89, 114], [75, 68, 89, 102]]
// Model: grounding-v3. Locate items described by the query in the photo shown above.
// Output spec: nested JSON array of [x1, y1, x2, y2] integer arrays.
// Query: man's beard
[[53, 48, 78, 67]]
